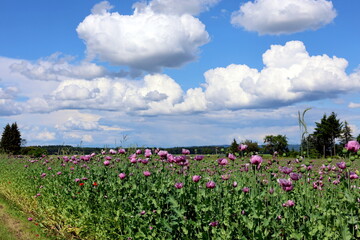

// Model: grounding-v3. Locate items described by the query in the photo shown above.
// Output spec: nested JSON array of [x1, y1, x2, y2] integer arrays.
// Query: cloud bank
[[16, 41, 357, 116]]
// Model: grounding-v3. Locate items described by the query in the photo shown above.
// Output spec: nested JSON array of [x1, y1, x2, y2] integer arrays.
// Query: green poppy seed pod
[[300, 168, 306, 173], [350, 156, 355, 161], [346, 162, 351, 167], [327, 158, 332, 163], [343, 149, 348, 154]]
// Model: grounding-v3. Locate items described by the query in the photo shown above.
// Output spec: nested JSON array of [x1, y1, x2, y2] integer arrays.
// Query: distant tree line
[[1, 112, 360, 157]]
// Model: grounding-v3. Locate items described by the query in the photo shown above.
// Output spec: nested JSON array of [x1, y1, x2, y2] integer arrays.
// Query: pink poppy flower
[[345, 140, 360, 152], [118, 173, 126, 179], [282, 200, 295, 207], [218, 158, 228, 166], [118, 149, 126, 154], [194, 155, 204, 161], [174, 182, 184, 189], [182, 149, 190, 155], [239, 144, 248, 151], [206, 181, 216, 189], [192, 175, 201, 182], [250, 155, 263, 166], [228, 153, 236, 161]]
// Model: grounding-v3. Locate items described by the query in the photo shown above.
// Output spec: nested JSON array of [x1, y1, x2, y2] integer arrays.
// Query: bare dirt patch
[[0, 204, 36, 240]]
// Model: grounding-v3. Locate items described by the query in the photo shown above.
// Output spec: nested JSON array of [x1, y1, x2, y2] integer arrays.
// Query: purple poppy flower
[[313, 180, 324, 190], [192, 175, 201, 182], [239, 144, 248, 151], [118, 149, 126, 154], [221, 174, 230, 180], [157, 150, 168, 158], [250, 155, 263, 166], [277, 178, 294, 192], [280, 167, 293, 174], [282, 200, 295, 207], [336, 162, 346, 169], [144, 149, 152, 158], [103, 160, 110, 166], [289, 172, 302, 181], [228, 153, 236, 161], [218, 158, 228, 166], [143, 171, 151, 177], [242, 187, 250, 193], [194, 155, 204, 161], [206, 181, 216, 189], [350, 172, 359, 179], [182, 149, 190, 155], [174, 182, 184, 189], [209, 221, 219, 227], [233, 181, 238, 187], [345, 140, 360, 152]]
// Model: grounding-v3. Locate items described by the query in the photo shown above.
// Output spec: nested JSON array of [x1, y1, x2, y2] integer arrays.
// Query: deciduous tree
[[263, 135, 288, 154]]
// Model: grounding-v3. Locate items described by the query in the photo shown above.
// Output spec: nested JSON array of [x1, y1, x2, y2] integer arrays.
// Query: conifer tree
[[0, 122, 22, 154]]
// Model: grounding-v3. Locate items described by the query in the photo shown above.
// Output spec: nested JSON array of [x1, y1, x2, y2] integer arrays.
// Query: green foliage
[[242, 139, 260, 153], [263, 135, 289, 154], [229, 138, 239, 154], [21, 146, 48, 158], [340, 121, 353, 145], [0, 123, 22, 154], [0, 152, 359, 239], [310, 112, 343, 157]]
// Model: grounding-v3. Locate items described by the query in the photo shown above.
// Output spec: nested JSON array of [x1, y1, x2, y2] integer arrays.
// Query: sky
[[1, 0, 360, 148]]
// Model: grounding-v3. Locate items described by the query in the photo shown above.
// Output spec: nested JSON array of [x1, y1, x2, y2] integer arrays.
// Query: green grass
[[0, 195, 52, 240]]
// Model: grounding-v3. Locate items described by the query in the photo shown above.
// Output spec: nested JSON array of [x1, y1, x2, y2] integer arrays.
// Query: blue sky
[[1, 0, 360, 148]]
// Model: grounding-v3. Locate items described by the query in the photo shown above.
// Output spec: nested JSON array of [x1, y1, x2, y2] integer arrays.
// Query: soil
[[0, 204, 35, 240]]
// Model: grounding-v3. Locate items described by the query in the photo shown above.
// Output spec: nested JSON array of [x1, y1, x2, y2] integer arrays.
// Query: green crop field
[[0, 149, 359, 239]]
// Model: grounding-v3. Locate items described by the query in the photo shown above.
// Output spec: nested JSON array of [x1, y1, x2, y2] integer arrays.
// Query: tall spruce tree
[[311, 112, 342, 157], [340, 121, 353, 145], [229, 138, 239, 154], [0, 124, 12, 153], [0, 122, 22, 154]]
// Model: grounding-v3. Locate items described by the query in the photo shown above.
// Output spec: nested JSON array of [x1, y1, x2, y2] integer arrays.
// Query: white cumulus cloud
[[231, 0, 336, 35], [201, 41, 360, 109], [10, 53, 107, 81], [49, 74, 184, 113], [76, 1, 210, 72]]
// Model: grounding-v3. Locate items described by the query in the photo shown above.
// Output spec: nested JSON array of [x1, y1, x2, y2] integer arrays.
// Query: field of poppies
[[0, 144, 359, 239]]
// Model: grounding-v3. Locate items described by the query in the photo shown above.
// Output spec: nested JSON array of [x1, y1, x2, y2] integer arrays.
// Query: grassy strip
[[0, 194, 56, 240]]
